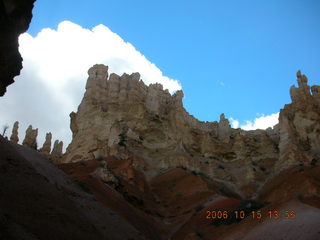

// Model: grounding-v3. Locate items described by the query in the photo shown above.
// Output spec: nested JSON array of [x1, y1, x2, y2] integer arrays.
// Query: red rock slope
[[0, 136, 147, 240]]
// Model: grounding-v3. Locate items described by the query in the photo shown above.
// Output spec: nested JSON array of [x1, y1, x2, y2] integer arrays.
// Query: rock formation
[[276, 71, 320, 171], [58, 66, 320, 238], [62, 65, 320, 198], [9, 121, 64, 161], [9, 121, 19, 143], [0, 0, 36, 96], [22, 124, 38, 149], [2, 63, 320, 240], [51, 140, 63, 163], [62, 64, 281, 197], [218, 113, 231, 143], [40, 132, 52, 155]]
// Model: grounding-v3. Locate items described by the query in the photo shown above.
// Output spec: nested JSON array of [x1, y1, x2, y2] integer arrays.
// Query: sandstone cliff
[[276, 71, 320, 171], [62, 64, 286, 197]]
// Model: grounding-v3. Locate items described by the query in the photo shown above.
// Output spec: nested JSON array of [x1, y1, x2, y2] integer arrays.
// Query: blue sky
[[27, 0, 320, 122], [1, 0, 320, 148]]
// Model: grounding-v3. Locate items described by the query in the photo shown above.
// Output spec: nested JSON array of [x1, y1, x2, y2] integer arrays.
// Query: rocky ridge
[[60, 64, 318, 198], [8, 121, 63, 162], [276, 71, 320, 171], [4, 64, 320, 239], [8, 65, 320, 198]]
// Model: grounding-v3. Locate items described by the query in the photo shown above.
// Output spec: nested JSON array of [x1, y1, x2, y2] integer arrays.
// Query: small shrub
[[311, 158, 318, 167], [1, 124, 9, 137], [219, 186, 231, 197], [32, 141, 38, 151], [195, 204, 204, 212], [197, 172, 208, 179], [76, 180, 91, 194], [296, 193, 304, 201], [195, 230, 204, 238], [259, 166, 266, 172], [118, 132, 127, 147], [218, 164, 225, 170], [80, 161, 87, 166], [176, 192, 183, 199], [168, 183, 175, 192], [299, 161, 304, 171], [177, 165, 187, 170]]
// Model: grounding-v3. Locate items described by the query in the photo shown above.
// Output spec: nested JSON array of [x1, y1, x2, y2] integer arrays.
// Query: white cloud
[[0, 20, 181, 151], [239, 112, 279, 130], [230, 118, 239, 128]]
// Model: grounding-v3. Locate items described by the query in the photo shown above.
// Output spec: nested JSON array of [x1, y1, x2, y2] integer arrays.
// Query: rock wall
[[62, 64, 282, 196], [276, 71, 320, 171], [0, 0, 36, 96]]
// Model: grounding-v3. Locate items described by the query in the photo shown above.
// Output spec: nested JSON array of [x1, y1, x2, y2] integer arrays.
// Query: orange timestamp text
[[206, 210, 296, 220]]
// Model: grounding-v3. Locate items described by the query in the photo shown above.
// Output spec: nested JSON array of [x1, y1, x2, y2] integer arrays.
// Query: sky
[[1, 0, 320, 151]]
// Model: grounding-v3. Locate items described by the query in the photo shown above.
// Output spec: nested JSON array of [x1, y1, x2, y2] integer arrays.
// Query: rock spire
[[10, 121, 19, 143], [22, 125, 38, 149], [40, 132, 52, 155], [51, 140, 63, 163]]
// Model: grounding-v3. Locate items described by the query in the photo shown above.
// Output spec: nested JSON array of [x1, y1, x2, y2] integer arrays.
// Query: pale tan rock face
[[276, 71, 320, 172], [10, 121, 19, 143], [62, 64, 284, 197], [22, 125, 38, 149], [40, 132, 52, 155]]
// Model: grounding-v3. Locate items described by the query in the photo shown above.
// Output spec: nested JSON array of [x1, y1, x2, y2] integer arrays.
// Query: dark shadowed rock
[[0, 0, 35, 96], [0, 135, 147, 239]]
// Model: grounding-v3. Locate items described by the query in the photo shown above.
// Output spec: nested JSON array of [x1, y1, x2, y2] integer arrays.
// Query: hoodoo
[[61, 64, 320, 199]]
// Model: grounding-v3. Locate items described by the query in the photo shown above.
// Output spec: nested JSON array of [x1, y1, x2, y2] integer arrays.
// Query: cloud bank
[[230, 112, 279, 130], [0, 20, 279, 152], [0, 21, 181, 150]]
